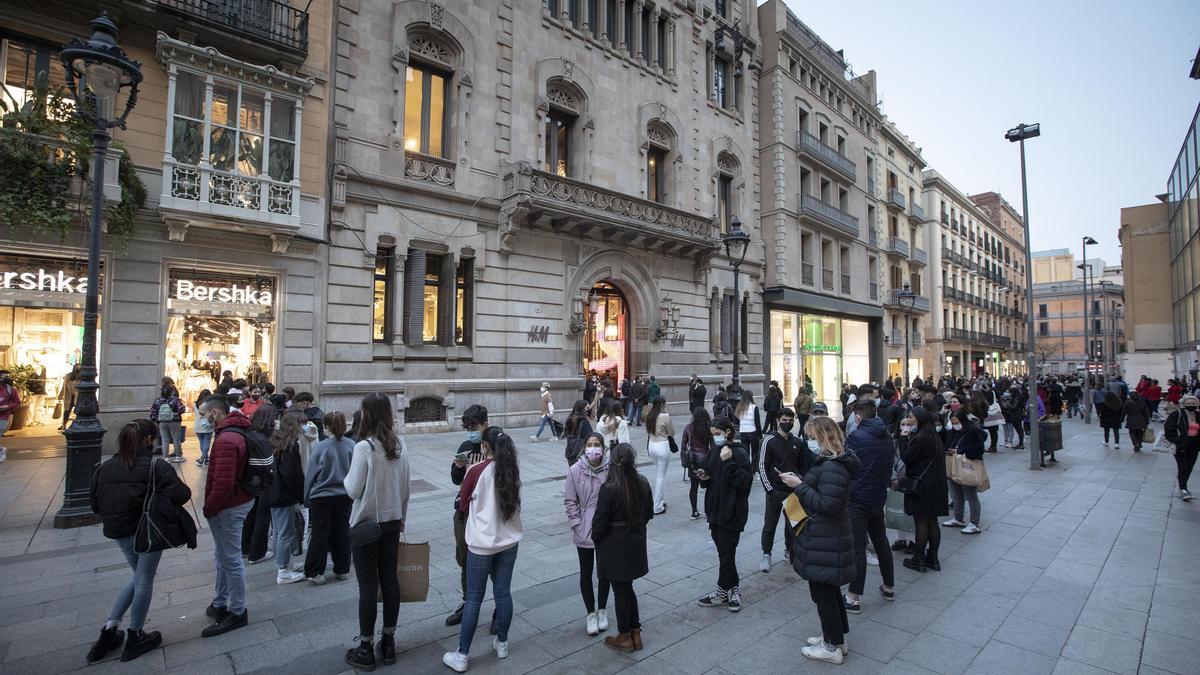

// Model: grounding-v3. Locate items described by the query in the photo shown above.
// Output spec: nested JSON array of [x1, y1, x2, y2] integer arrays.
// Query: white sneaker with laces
[[442, 651, 469, 672], [961, 523, 981, 535], [1182, 489, 1195, 502], [492, 637, 508, 659], [308, 574, 326, 585], [807, 636, 848, 655], [759, 553, 771, 573], [529, 435, 539, 442], [802, 641, 845, 664], [586, 612, 599, 636], [276, 569, 305, 585], [942, 519, 966, 528], [596, 608, 609, 631], [866, 551, 879, 566]]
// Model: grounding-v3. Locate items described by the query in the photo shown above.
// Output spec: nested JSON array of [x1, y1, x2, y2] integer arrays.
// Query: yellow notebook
[[783, 492, 808, 534]]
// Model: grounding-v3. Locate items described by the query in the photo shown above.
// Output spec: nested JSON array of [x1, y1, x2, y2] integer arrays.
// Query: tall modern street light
[[1081, 235, 1098, 422], [723, 218, 751, 403], [1006, 122, 1042, 471], [895, 282, 917, 385], [54, 13, 142, 528]]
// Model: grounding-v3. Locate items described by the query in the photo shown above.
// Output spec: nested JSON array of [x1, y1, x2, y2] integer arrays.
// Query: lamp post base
[[53, 417, 106, 529]]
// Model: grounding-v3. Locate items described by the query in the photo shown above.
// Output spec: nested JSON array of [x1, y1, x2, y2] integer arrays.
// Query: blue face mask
[[467, 430, 482, 444], [713, 434, 727, 447]]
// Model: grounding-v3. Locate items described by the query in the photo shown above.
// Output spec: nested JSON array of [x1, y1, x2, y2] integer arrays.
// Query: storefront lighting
[[604, 318, 619, 341]]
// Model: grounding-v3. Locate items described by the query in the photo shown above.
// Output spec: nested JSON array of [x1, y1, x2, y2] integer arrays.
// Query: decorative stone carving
[[546, 85, 580, 113], [562, 57, 574, 81], [410, 36, 451, 67], [163, 217, 189, 243], [405, 154, 456, 186], [430, 3, 445, 30], [527, 171, 713, 239]]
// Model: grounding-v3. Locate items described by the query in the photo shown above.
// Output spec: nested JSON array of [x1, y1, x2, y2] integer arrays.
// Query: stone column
[[598, 0, 608, 43], [616, 0, 626, 52], [633, 0, 644, 62], [648, 5, 659, 69]]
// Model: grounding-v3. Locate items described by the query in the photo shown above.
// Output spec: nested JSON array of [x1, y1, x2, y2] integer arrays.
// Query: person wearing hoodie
[[1122, 391, 1151, 452], [563, 433, 611, 636], [842, 401, 896, 614], [696, 416, 753, 612], [200, 394, 255, 638], [758, 408, 813, 572], [778, 415, 860, 665], [293, 392, 326, 442], [268, 412, 308, 585], [1099, 391, 1125, 448], [943, 410, 985, 534], [303, 411, 354, 584]]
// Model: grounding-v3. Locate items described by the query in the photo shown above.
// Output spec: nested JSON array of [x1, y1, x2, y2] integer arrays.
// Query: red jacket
[[0, 385, 20, 420], [1145, 385, 1162, 402], [1168, 385, 1183, 404], [203, 411, 254, 519]]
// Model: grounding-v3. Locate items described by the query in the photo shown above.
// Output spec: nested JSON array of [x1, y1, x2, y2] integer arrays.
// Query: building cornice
[[155, 32, 316, 97]]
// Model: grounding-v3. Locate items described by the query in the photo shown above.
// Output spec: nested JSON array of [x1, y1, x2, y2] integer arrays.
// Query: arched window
[[403, 31, 458, 159], [716, 151, 740, 234], [544, 79, 586, 177], [646, 121, 674, 204]]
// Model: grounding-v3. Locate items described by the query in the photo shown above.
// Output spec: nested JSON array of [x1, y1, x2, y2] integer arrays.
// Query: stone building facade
[[324, 0, 763, 428], [1118, 200, 1173, 381]]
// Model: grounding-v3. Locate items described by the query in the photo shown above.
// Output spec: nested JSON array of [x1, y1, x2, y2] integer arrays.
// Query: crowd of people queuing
[[80, 365, 1200, 668]]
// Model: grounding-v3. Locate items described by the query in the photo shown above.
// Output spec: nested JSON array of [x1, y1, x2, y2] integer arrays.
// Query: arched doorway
[[582, 281, 631, 387]]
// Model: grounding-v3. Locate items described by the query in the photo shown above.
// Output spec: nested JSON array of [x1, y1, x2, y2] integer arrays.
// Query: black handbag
[[668, 435, 679, 454], [134, 457, 197, 553], [349, 440, 382, 548], [893, 459, 932, 495]]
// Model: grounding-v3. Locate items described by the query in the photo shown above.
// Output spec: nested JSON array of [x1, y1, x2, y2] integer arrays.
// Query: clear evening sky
[[772, 0, 1200, 265]]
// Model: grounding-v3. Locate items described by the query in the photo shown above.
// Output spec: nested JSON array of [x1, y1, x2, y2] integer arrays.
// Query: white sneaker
[[759, 553, 771, 573], [308, 574, 326, 585], [802, 641, 845, 664], [941, 519, 966, 528], [807, 636, 849, 655], [529, 435, 539, 443], [1182, 489, 1195, 502], [492, 637, 508, 659], [586, 612, 599, 636], [289, 561, 305, 573], [961, 523, 981, 535], [442, 651, 469, 672], [247, 551, 274, 565], [276, 569, 305, 584], [866, 552, 879, 567], [596, 607, 608, 631]]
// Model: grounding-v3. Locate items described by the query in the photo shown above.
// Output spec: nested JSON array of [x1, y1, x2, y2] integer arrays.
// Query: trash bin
[[1039, 420, 1063, 454]]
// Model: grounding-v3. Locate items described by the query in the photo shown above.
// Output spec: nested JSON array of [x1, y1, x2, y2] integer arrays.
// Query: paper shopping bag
[[884, 489, 911, 532], [782, 492, 808, 535], [396, 541, 430, 603]]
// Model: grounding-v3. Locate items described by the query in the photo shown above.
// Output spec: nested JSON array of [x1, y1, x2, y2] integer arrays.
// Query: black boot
[[205, 603, 228, 619], [378, 632, 397, 665], [902, 556, 927, 573], [120, 629, 163, 662], [345, 640, 376, 671], [201, 609, 248, 638], [445, 603, 464, 626], [86, 626, 124, 663]]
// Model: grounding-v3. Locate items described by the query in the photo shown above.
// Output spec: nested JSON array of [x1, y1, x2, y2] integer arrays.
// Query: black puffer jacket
[[702, 440, 753, 532], [269, 441, 305, 508], [791, 452, 861, 586], [900, 432, 948, 517], [846, 418, 894, 507], [90, 448, 192, 540]]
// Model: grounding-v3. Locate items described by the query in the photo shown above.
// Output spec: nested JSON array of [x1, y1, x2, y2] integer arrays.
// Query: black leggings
[[808, 581, 849, 646], [986, 426, 998, 451], [609, 580, 640, 634], [912, 515, 941, 564], [1103, 426, 1120, 444], [576, 547, 610, 613], [1128, 428, 1146, 451], [1176, 446, 1200, 491], [689, 464, 708, 513], [352, 520, 402, 638]]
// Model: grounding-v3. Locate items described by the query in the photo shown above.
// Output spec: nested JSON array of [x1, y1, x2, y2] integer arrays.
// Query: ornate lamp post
[[895, 282, 917, 386], [53, 13, 142, 528], [723, 218, 751, 402]]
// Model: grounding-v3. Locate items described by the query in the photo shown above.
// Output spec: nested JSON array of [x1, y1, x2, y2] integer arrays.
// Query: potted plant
[[5, 364, 37, 431]]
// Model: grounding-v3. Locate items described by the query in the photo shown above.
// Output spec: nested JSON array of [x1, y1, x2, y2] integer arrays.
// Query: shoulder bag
[[134, 457, 197, 553], [893, 458, 932, 495], [348, 439, 382, 548]]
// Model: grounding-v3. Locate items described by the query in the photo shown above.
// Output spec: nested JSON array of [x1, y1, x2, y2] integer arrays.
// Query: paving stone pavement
[[1, 414, 1198, 674]]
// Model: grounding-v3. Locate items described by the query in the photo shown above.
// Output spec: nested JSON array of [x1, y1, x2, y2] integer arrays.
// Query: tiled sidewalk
[[0, 415, 1196, 674]]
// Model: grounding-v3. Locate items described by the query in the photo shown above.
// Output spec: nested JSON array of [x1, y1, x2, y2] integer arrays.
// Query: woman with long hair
[[1099, 391, 1126, 449], [303, 411, 355, 584], [778, 415, 858, 665], [592, 443, 654, 652], [242, 405, 278, 565], [564, 432, 610, 635], [683, 408, 713, 520], [696, 416, 753, 612], [194, 389, 214, 466], [150, 384, 186, 462], [899, 407, 948, 572], [942, 410, 985, 535], [597, 398, 631, 450], [444, 426, 523, 673], [345, 393, 411, 671], [269, 411, 307, 584], [87, 420, 191, 663], [564, 399, 593, 467], [644, 396, 675, 514], [735, 391, 763, 466]]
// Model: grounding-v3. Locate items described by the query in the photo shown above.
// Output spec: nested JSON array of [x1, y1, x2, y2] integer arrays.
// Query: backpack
[[157, 401, 176, 423], [220, 427, 275, 496]]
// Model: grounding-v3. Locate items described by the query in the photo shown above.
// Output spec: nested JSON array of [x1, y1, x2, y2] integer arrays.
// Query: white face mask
[[807, 439, 820, 452], [951, 423, 963, 431]]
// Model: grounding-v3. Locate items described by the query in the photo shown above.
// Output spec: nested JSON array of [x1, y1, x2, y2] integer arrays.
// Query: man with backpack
[[199, 394, 270, 638]]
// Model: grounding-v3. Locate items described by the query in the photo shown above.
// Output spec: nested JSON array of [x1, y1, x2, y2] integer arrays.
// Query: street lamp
[[723, 217, 751, 402], [1006, 122, 1042, 471], [895, 282, 917, 386], [1080, 236, 1097, 420], [53, 13, 142, 528]]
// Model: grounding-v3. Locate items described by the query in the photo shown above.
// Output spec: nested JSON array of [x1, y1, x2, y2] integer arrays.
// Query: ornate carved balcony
[[404, 152, 455, 188], [499, 163, 718, 259], [798, 194, 859, 238], [796, 131, 856, 182]]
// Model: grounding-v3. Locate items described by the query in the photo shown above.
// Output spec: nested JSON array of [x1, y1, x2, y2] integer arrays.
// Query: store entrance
[[0, 306, 89, 438], [582, 281, 630, 388]]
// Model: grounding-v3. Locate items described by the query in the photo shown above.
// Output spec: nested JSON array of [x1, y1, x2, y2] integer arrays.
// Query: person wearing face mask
[[682, 408, 714, 520], [598, 399, 631, 451], [696, 416, 753, 612], [592, 443, 653, 652], [446, 404, 489, 626], [240, 386, 266, 419], [757, 408, 812, 572], [942, 410, 985, 535], [898, 407, 948, 572], [531, 382, 557, 442], [843, 400, 897, 613], [1164, 395, 1200, 501], [564, 433, 612, 636]]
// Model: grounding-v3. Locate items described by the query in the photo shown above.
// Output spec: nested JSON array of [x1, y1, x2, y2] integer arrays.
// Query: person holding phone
[[696, 416, 753, 612], [446, 404, 488, 627]]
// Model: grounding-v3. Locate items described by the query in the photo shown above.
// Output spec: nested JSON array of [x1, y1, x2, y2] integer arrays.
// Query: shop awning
[[763, 286, 885, 319]]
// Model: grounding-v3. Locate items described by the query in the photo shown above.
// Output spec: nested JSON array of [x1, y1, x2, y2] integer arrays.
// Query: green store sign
[[803, 343, 842, 353]]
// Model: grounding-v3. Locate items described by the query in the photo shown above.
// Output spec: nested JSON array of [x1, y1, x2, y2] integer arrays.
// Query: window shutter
[[709, 290, 720, 353], [740, 295, 749, 355], [438, 253, 456, 346], [720, 293, 732, 354], [402, 249, 426, 347]]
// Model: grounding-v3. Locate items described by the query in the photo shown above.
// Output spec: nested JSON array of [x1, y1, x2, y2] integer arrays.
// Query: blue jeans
[[108, 536, 163, 630], [208, 500, 253, 614], [159, 420, 182, 458], [534, 415, 552, 438], [457, 544, 518, 654], [629, 404, 643, 426], [271, 505, 296, 570], [197, 432, 213, 461]]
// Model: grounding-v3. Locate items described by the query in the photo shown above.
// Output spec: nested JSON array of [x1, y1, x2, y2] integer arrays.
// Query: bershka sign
[[0, 269, 90, 294], [174, 279, 273, 305]]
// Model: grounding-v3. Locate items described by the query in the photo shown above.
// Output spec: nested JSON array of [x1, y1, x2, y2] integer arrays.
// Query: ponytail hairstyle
[[607, 442, 646, 521], [117, 418, 158, 468], [250, 404, 278, 436], [272, 411, 305, 458], [645, 396, 666, 434], [358, 392, 400, 459], [483, 426, 521, 521], [323, 411, 347, 440]]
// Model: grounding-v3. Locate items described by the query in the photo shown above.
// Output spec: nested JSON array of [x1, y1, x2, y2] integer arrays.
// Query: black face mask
[[778, 421, 794, 433]]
